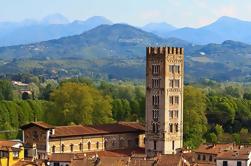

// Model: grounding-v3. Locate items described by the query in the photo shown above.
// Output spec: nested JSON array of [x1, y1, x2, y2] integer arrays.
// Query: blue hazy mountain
[[201, 16, 251, 44], [0, 15, 112, 46], [41, 13, 69, 24], [158, 16, 251, 44], [142, 22, 177, 37], [1, 15, 251, 46]]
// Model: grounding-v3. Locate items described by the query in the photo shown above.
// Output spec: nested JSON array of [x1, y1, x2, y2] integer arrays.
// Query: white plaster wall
[[217, 160, 247, 166]]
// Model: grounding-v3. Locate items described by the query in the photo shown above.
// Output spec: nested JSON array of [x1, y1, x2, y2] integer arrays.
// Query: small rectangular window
[[152, 109, 159, 120], [152, 64, 160, 75], [197, 154, 201, 160], [169, 65, 175, 73], [175, 110, 178, 118], [174, 79, 180, 88], [169, 79, 174, 88], [175, 96, 179, 104], [153, 140, 157, 150], [169, 110, 173, 119], [169, 123, 173, 133], [152, 95, 159, 106], [152, 123, 159, 133], [237, 161, 242, 166], [152, 79, 160, 88], [169, 65, 180, 74], [223, 161, 228, 166], [169, 96, 174, 105], [175, 123, 178, 132], [177, 65, 180, 74]]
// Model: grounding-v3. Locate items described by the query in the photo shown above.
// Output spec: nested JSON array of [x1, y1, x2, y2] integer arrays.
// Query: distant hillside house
[[20, 121, 145, 160]]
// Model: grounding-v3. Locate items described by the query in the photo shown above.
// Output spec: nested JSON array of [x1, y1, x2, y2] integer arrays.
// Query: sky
[[1, 0, 251, 27]]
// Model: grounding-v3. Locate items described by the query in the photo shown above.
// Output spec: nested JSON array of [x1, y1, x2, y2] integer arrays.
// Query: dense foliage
[[1, 78, 251, 148]]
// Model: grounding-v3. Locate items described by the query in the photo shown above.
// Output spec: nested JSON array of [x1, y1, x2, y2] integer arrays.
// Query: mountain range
[[0, 14, 112, 46], [162, 16, 251, 44], [1, 14, 251, 46], [0, 23, 251, 82]]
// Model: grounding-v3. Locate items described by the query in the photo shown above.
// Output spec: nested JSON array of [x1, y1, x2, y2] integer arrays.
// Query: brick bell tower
[[145, 46, 184, 156]]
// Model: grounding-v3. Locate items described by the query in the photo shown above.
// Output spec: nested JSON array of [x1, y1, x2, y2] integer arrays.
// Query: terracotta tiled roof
[[51, 125, 102, 138], [21, 121, 144, 138], [128, 159, 157, 166], [182, 152, 195, 163], [0, 140, 21, 151], [48, 153, 75, 162], [70, 158, 90, 166], [197, 164, 215, 166], [194, 143, 234, 155], [157, 154, 182, 166], [96, 156, 129, 166], [216, 148, 251, 160], [90, 122, 145, 134], [77, 147, 145, 158], [0, 140, 19, 147], [48, 148, 145, 163], [21, 121, 54, 130], [12, 160, 38, 166], [50, 122, 145, 138]]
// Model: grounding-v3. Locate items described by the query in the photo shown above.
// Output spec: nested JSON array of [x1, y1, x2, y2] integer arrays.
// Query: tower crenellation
[[146, 46, 184, 55]]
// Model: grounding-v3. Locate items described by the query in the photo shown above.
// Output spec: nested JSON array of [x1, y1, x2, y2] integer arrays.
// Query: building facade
[[0, 140, 24, 166], [145, 46, 184, 156], [21, 121, 145, 160]]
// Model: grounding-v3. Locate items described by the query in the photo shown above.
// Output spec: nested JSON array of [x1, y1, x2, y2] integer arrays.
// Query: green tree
[[0, 80, 13, 100], [214, 124, 224, 142], [240, 128, 248, 135], [48, 82, 113, 125], [232, 133, 241, 144], [208, 133, 217, 143], [183, 86, 208, 148]]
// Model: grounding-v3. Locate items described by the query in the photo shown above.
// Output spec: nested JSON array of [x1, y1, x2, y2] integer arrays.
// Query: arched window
[[104, 140, 108, 149], [61, 144, 65, 152], [70, 144, 74, 152], [79, 143, 83, 151], [96, 142, 99, 149], [88, 142, 91, 150], [52, 145, 56, 153]]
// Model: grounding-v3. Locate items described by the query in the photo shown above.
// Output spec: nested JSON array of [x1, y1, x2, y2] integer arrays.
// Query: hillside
[[0, 24, 251, 82]]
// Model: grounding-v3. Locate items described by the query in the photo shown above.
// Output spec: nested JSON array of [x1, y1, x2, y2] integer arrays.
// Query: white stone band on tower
[[145, 46, 184, 156]]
